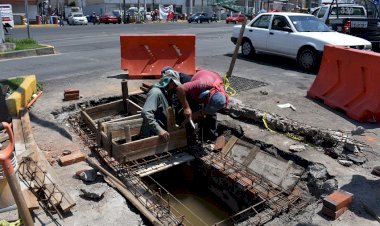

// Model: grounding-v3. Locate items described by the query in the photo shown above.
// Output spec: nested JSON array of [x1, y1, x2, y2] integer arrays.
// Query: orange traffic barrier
[[120, 34, 196, 78], [307, 45, 380, 123]]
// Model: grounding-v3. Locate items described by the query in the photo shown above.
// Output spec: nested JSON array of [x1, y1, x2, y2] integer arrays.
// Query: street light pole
[[123, 0, 126, 23], [24, 0, 30, 39]]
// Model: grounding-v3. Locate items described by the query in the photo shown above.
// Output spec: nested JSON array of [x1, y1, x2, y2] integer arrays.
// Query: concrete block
[[323, 190, 353, 211], [5, 75, 37, 116], [322, 206, 348, 219], [59, 151, 86, 166]]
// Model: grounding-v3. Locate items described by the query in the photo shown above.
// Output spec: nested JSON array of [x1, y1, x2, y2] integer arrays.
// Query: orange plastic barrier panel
[[307, 45, 380, 123], [120, 34, 196, 78]]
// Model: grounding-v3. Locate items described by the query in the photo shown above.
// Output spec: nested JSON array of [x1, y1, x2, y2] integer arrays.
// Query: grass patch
[[5, 37, 44, 51], [0, 77, 25, 93]]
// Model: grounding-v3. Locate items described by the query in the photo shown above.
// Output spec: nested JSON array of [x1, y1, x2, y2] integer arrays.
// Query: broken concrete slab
[[289, 144, 306, 152], [75, 169, 100, 182], [80, 184, 107, 200], [338, 160, 354, 167]]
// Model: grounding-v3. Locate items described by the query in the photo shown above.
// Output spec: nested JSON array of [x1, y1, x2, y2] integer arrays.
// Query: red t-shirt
[[182, 70, 223, 103]]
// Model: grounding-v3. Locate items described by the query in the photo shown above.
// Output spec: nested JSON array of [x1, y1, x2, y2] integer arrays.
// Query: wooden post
[[166, 107, 176, 132], [124, 125, 132, 143], [121, 80, 129, 113], [226, 18, 247, 79], [97, 121, 103, 147]]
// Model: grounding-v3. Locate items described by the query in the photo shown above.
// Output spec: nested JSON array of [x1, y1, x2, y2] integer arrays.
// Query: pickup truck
[[312, 3, 380, 50]]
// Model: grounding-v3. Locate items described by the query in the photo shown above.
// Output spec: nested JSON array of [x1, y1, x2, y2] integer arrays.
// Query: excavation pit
[[64, 95, 337, 226]]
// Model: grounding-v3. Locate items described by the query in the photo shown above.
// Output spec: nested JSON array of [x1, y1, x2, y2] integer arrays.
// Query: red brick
[[64, 89, 80, 95], [322, 206, 348, 220], [59, 151, 86, 166], [238, 177, 252, 187], [323, 190, 353, 211]]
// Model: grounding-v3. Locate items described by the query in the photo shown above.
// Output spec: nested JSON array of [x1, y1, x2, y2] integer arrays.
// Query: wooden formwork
[[81, 96, 187, 163]]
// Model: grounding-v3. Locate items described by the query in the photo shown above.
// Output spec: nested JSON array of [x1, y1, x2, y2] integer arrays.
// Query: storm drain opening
[[227, 76, 268, 92], [64, 95, 341, 226]]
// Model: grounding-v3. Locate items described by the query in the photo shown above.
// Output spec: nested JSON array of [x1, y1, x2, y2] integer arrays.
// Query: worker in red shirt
[[176, 69, 229, 146]]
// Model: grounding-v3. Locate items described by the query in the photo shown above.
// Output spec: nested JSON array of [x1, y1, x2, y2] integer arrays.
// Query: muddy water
[[144, 164, 234, 226]]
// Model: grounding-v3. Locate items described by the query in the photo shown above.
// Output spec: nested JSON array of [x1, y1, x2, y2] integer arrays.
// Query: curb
[[0, 44, 56, 60], [5, 75, 37, 116], [14, 24, 59, 28]]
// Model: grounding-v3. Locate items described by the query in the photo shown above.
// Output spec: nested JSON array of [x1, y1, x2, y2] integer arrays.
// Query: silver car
[[68, 14, 88, 25]]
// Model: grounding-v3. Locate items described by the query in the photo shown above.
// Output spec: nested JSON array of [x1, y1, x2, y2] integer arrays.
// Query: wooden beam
[[85, 100, 124, 119], [166, 107, 177, 132], [124, 126, 131, 143], [221, 136, 239, 157], [20, 110, 76, 212], [81, 110, 97, 133], [103, 118, 143, 134], [112, 129, 187, 163], [22, 189, 39, 210], [103, 114, 141, 125]]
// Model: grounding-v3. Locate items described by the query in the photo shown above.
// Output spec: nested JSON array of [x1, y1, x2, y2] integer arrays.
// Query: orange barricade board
[[307, 45, 380, 123], [120, 34, 196, 78]]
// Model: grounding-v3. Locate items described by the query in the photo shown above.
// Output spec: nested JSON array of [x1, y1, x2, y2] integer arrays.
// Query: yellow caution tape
[[262, 112, 304, 141], [0, 220, 22, 226], [223, 74, 237, 97]]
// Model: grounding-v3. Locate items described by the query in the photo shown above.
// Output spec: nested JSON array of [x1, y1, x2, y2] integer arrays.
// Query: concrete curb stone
[[0, 44, 55, 60]]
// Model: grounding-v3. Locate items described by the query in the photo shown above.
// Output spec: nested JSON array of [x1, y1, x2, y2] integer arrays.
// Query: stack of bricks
[[322, 190, 353, 220], [63, 89, 80, 101]]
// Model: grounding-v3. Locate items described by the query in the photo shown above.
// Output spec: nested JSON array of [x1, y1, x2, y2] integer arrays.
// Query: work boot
[[372, 166, 380, 177]]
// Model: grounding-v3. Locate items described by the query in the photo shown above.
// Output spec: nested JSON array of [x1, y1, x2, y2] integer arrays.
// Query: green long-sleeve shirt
[[140, 87, 169, 138]]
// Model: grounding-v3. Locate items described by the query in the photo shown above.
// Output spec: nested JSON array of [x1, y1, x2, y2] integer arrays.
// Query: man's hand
[[159, 130, 170, 141], [183, 107, 192, 120]]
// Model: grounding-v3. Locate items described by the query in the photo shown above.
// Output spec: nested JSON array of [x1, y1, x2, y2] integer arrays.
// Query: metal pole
[[0, 10, 5, 43], [24, 0, 30, 39], [123, 0, 126, 23]]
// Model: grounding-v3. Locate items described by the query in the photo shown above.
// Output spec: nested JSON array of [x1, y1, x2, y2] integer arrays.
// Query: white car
[[68, 13, 88, 25], [231, 12, 372, 72]]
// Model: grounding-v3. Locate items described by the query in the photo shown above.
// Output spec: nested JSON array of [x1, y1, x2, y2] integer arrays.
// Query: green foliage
[[0, 77, 25, 93], [68, 1, 76, 6], [37, 81, 43, 91], [5, 37, 43, 51]]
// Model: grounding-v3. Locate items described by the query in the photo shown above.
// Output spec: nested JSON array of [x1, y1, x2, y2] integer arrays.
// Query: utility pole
[[25, 0, 30, 39], [123, 0, 126, 23], [0, 10, 4, 44]]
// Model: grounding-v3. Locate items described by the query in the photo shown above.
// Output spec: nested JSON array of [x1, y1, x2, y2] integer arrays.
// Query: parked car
[[68, 13, 88, 25], [99, 14, 119, 24], [311, 4, 380, 51], [231, 12, 372, 72], [188, 12, 212, 23], [226, 13, 246, 24]]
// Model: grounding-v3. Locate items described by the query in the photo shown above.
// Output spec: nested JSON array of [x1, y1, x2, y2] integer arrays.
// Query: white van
[[0, 4, 14, 28]]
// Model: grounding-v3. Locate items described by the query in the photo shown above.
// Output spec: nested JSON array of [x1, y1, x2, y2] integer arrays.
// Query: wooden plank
[[221, 136, 239, 157], [12, 118, 28, 162], [85, 100, 124, 119], [20, 110, 76, 212], [104, 118, 143, 134], [112, 129, 187, 162], [22, 189, 39, 210], [103, 114, 141, 125], [81, 110, 97, 133], [101, 131, 111, 153]]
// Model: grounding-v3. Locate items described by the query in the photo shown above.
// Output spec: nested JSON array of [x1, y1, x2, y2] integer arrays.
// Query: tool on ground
[[223, 17, 248, 97], [0, 122, 34, 226]]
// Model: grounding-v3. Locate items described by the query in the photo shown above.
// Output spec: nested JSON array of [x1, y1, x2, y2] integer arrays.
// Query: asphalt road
[[0, 22, 240, 81]]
